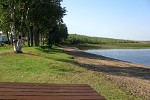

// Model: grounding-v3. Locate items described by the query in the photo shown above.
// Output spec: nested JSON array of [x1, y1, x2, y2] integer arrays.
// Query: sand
[[62, 47, 150, 100]]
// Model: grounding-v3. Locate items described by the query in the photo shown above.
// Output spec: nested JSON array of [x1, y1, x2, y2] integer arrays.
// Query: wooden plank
[[0, 86, 92, 90], [0, 92, 99, 96], [0, 82, 106, 100], [0, 96, 105, 100], [0, 82, 88, 87], [0, 83, 92, 90], [0, 88, 96, 93]]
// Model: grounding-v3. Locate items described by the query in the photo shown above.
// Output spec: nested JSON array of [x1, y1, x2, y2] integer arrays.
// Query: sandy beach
[[62, 47, 150, 100]]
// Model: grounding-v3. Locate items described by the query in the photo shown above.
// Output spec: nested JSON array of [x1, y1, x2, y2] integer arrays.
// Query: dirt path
[[62, 47, 150, 100]]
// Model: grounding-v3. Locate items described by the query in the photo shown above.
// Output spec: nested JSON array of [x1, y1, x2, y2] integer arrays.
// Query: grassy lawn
[[0, 46, 143, 100]]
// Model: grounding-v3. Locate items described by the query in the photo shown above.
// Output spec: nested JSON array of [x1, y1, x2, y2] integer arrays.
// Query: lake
[[85, 49, 150, 66]]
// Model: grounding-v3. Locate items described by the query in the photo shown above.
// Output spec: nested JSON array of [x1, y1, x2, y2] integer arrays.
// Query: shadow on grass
[[52, 58, 83, 74], [23, 47, 82, 73], [23, 46, 64, 56], [36, 47, 84, 67], [36, 46, 64, 54], [54, 58, 80, 66], [63, 49, 150, 80]]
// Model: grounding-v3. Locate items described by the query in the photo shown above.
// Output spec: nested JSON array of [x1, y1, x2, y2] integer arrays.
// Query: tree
[[0, 0, 67, 51], [0, 0, 22, 52], [54, 23, 68, 44]]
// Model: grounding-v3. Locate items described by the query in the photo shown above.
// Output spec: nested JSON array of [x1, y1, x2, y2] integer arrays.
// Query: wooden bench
[[0, 82, 105, 100]]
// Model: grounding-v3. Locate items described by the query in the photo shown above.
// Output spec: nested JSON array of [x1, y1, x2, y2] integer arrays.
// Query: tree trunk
[[37, 30, 39, 46], [47, 33, 52, 48], [13, 37, 18, 52], [6, 31, 10, 45], [40, 33, 42, 45], [42, 33, 45, 45], [11, 33, 13, 45], [30, 26, 33, 47], [11, 3, 18, 52], [28, 28, 30, 47], [34, 29, 39, 47], [16, 35, 23, 53], [22, 33, 25, 45]]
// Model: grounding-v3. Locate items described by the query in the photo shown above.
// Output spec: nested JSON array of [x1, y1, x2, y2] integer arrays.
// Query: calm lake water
[[85, 49, 150, 66]]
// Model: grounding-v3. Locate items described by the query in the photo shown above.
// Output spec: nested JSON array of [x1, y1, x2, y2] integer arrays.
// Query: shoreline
[[63, 46, 150, 68], [84, 49, 150, 67], [62, 46, 150, 99]]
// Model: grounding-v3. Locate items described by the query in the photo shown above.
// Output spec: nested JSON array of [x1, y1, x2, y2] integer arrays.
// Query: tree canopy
[[0, 0, 68, 48]]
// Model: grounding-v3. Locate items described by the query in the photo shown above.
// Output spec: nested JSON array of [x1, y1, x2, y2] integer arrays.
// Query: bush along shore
[[65, 34, 150, 50]]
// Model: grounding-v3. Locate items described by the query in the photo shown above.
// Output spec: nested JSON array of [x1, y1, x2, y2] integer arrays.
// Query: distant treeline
[[65, 34, 138, 45]]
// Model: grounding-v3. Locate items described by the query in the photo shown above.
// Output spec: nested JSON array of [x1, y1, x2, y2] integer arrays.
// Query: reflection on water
[[85, 49, 150, 66]]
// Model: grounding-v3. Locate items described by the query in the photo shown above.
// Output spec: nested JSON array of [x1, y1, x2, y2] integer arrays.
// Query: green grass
[[0, 46, 144, 100], [0, 45, 12, 53]]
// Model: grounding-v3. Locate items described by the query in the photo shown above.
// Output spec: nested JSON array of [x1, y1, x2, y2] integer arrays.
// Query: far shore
[[62, 46, 150, 100], [74, 43, 150, 50]]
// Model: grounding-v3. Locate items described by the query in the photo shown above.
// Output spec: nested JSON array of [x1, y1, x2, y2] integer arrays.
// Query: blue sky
[[62, 0, 150, 41]]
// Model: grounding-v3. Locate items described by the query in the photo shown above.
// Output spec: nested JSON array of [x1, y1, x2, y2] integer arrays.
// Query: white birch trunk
[[13, 43, 17, 51], [11, 2, 18, 52], [17, 38, 22, 53], [12, 33, 18, 52]]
